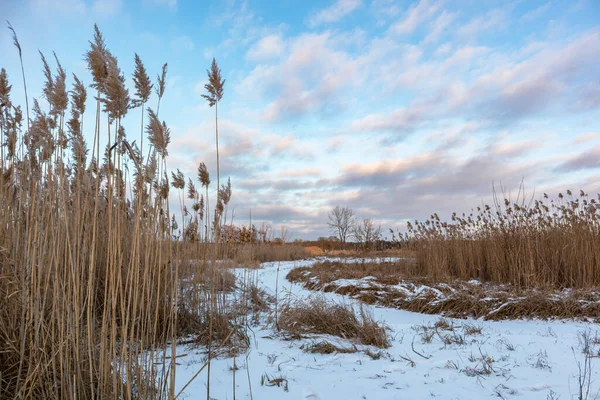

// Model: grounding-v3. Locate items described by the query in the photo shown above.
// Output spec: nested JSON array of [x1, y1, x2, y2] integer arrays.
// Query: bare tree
[[280, 225, 289, 244], [327, 206, 354, 245], [353, 218, 382, 251]]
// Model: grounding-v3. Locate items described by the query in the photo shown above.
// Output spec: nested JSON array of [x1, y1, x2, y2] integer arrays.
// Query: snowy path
[[174, 258, 600, 400]]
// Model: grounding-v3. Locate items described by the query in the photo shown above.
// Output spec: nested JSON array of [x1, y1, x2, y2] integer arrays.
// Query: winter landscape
[[1, 0, 600, 399]]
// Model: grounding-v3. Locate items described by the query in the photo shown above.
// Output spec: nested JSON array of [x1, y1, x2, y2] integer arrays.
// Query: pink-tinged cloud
[[308, 0, 363, 27]]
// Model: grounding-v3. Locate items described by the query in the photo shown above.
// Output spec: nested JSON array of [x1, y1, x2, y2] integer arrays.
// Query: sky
[[1, 0, 600, 240]]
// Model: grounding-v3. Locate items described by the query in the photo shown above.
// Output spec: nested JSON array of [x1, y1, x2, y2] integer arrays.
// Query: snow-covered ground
[[173, 258, 600, 399]]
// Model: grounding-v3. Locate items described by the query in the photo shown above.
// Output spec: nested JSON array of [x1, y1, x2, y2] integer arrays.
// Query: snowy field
[[173, 258, 600, 399]]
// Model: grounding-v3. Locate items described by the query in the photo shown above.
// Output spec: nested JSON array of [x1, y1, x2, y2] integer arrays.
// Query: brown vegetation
[[0, 23, 249, 399], [278, 296, 390, 348], [402, 188, 600, 289], [288, 260, 600, 321]]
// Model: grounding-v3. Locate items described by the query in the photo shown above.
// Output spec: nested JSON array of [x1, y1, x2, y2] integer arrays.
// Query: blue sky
[[2, 0, 600, 239]]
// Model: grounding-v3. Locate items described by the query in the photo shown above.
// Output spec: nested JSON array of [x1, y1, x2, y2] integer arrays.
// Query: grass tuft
[[278, 296, 390, 348]]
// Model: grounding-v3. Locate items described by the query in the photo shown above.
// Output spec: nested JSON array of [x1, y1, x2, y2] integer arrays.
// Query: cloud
[[208, 0, 276, 52], [240, 31, 403, 121], [247, 204, 317, 224], [371, 0, 401, 21], [466, 29, 600, 120], [521, 3, 551, 21], [389, 0, 441, 35], [354, 28, 600, 136], [170, 35, 195, 51], [264, 134, 315, 160], [457, 8, 506, 38], [246, 34, 284, 61], [244, 32, 362, 121], [92, 0, 122, 17], [308, 0, 363, 27], [557, 146, 600, 172], [350, 103, 431, 136], [574, 83, 600, 111], [423, 10, 456, 44], [336, 153, 441, 188], [170, 119, 316, 182], [329, 137, 549, 222], [573, 132, 600, 145]]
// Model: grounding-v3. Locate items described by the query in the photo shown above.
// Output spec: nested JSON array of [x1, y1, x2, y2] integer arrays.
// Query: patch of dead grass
[[287, 261, 600, 321], [278, 296, 390, 348], [301, 340, 358, 354]]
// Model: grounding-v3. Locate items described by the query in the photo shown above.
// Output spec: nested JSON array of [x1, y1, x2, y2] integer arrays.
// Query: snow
[[172, 258, 600, 399]]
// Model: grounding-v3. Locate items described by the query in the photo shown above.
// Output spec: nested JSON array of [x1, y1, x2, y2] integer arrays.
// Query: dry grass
[[403, 188, 600, 289], [278, 296, 390, 348], [227, 243, 310, 264], [286, 259, 421, 287], [301, 340, 358, 354], [252, 243, 310, 262], [288, 260, 600, 321], [0, 23, 245, 399], [304, 246, 325, 256]]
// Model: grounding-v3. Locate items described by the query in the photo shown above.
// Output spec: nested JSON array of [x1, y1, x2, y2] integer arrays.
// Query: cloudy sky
[[2, 0, 600, 239]]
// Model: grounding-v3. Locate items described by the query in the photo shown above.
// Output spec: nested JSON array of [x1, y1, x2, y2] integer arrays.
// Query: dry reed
[[0, 23, 241, 399], [403, 188, 600, 289]]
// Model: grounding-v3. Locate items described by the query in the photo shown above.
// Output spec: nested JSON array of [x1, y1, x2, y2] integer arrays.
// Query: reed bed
[[0, 23, 238, 399], [405, 189, 600, 289]]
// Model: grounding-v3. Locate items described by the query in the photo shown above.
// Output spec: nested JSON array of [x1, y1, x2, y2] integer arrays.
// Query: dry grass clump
[[278, 296, 390, 348], [245, 283, 273, 313], [403, 188, 600, 289], [301, 340, 358, 354], [193, 313, 248, 351]]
